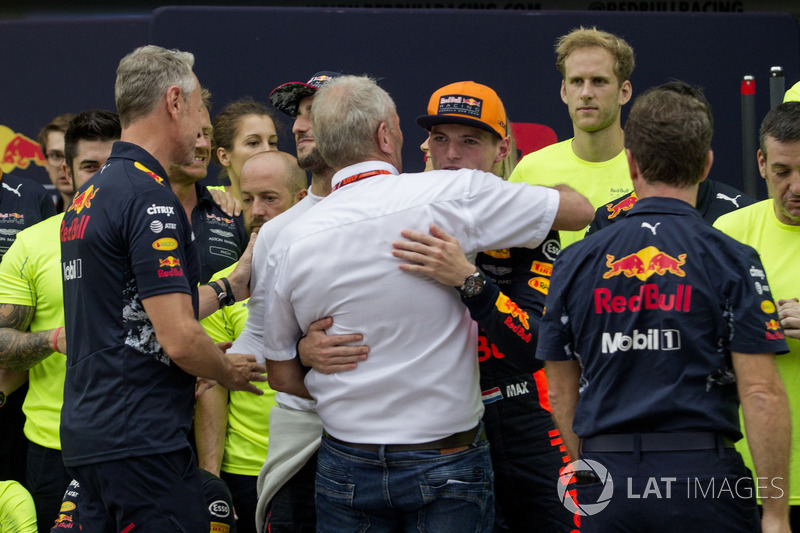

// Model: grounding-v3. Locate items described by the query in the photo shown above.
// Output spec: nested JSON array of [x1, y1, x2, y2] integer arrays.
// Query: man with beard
[[197, 150, 307, 533]]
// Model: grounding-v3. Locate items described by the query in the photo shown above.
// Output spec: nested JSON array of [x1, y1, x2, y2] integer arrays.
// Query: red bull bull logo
[[765, 319, 785, 340], [68, 185, 99, 214], [604, 246, 686, 281], [495, 293, 530, 330], [605, 193, 638, 219], [135, 161, 164, 185], [159, 256, 181, 268], [0, 125, 45, 172], [766, 319, 781, 331]]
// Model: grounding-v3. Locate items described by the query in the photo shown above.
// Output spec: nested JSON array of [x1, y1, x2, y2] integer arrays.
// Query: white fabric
[[229, 190, 322, 410], [254, 404, 323, 533], [263, 161, 559, 443]]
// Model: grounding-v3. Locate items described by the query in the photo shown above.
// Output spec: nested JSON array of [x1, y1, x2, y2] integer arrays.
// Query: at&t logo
[[557, 459, 614, 516]]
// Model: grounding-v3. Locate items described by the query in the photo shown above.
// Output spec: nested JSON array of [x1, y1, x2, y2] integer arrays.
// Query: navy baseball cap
[[268, 71, 342, 117]]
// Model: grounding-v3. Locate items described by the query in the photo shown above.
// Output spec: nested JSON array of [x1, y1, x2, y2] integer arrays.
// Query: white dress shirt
[[263, 161, 559, 443]]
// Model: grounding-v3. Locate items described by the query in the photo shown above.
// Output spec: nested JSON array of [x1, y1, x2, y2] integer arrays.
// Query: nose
[[293, 114, 310, 136], [252, 197, 267, 217], [197, 132, 210, 150], [579, 81, 592, 100], [446, 143, 460, 161]]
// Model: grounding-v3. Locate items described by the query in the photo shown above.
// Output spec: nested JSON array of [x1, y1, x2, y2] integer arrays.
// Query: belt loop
[[471, 421, 484, 447], [633, 434, 642, 463]]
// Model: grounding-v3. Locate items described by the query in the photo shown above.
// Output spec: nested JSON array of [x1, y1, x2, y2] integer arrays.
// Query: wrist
[[457, 269, 487, 298]]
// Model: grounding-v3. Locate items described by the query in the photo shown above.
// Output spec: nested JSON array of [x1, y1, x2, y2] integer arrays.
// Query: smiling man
[[167, 89, 249, 284], [510, 27, 634, 247]]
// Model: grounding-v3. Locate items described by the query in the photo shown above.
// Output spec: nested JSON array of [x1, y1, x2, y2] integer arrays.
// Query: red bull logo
[[765, 319, 785, 340], [68, 185, 99, 214], [60, 215, 90, 242], [766, 319, 781, 331], [605, 193, 638, 219], [0, 212, 24, 219], [495, 293, 530, 330], [594, 284, 692, 314], [0, 125, 45, 172], [604, 246, 686, 281], [135, 161, 164, 185], [159, 256, 181, 268]]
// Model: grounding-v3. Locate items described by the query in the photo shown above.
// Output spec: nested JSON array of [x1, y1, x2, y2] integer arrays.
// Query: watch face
[[460, 271, 486, 297]]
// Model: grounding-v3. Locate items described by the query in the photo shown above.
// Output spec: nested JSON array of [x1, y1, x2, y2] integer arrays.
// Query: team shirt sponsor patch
[[761, 300, 776, 314], [152, 237, 178, 251], [541, 239, 560, 261], [603, 246, 686, 281], [68, 185, 98, 214], [531, 260, 552, 276], [134, 161, 164, 184], [528, 276, 550, 295]]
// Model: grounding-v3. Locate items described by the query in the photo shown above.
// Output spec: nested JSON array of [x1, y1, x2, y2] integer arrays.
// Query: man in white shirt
[[262, 75, 593, 532]]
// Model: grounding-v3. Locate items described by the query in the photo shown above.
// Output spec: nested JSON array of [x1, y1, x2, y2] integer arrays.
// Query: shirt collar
[[627, 196, 702, 219], [110, 141, 171, 187], [330, 161, 399, 191]]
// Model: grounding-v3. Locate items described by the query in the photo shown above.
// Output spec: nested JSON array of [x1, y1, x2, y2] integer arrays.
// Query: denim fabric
[[315, 431, 494, 533]]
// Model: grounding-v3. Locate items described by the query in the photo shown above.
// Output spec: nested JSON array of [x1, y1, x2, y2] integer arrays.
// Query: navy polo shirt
[[0, 171, 56, 259], [537, 197, 788, 440], [60, 141, 200, 466], [191, 183, 247, 284]]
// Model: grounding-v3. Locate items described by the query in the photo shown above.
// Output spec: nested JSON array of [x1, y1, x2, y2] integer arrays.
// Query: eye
[[246, 140, 261, 148], [269, 139, 279, 149], [241, 196, 253, 205], [431, 135, 446, 143]]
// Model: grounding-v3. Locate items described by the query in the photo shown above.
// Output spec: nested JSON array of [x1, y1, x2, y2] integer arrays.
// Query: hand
[[298, 317, 368, 374], [391, 224, 476, 286], [208, 188, 241, 217], [228, 233, 256, 301], [777, 298, 800, 340], [220, 352, 267, 395], [195, 377, 218, 399]]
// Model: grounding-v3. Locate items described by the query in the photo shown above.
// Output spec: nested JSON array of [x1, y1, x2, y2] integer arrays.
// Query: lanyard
[[332, 170, 392, 191]]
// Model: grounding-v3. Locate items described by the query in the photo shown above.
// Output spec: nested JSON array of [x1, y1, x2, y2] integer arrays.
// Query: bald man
[[196, 150, 306, 533]]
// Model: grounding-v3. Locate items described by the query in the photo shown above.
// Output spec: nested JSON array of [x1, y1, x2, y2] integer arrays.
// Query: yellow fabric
[[0, 214, 66, 449], [784, 80, 800, 103], [509, 139, 632, 247], [202, 263, 276, 476], [715, 200, 800, 505], [0, 481, 37, 532]]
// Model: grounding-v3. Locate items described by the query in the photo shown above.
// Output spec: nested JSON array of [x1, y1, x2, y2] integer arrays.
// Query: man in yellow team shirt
[[510, 26, 634, 247], [714, 101, 800, 531], [196, 150, 307, 533]]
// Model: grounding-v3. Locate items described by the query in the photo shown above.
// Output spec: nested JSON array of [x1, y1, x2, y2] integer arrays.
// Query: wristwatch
[[209, 277, 236, 308], [458, 269, 486, 298]]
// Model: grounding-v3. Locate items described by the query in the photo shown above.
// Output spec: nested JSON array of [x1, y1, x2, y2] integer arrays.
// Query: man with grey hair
[[60, 45, 266, 532], [262, 75, 593, 532]]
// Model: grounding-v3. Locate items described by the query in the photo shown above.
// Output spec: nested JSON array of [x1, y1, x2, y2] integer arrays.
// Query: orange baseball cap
[[416, 81, 508, 138]]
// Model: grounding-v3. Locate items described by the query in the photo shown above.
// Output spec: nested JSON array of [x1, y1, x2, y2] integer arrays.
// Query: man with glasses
[[37, 114, 76, 213]]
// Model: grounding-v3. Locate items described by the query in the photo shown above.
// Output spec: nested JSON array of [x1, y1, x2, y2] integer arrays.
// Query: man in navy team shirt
[[59, 45, 265, 531]]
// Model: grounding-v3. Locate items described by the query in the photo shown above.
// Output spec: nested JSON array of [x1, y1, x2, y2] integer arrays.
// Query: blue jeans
[[315, 430, 494, 533]]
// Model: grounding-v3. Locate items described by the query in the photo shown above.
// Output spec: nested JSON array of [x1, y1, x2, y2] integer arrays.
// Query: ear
[[166, 85, 183, 121], [619, 80, 633, 106], [217, 146, 231, 167], [699, 150, 713, 183], [494, 136, 511, 164], [757, 148, 767, 180], [560, 80, 568, 105], [294, 188, 308, 205], [62, 161, 74, 188], [376, 121, 393, 156]]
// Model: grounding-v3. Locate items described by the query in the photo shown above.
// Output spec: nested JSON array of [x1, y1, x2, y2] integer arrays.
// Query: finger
[[308, 316, 334, 331], [243, 383, 265, 395], [429, 224, 456, 242], [216, 341, 233, 353], [399, 228, 438, 245], [317, 361, 360, 374], [322, 334, 366, 346]]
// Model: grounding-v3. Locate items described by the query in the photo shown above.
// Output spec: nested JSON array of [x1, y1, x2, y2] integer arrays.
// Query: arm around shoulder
[[550, 184, 594, 231]]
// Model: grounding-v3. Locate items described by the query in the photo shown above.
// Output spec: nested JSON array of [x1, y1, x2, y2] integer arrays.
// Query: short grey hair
[[311, 75, 397, 169], [115, 45, 197, 128]]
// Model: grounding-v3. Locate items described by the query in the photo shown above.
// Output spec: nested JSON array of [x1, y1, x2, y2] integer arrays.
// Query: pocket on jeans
[[420, 463, 492, 506], [315, 470, 356, 505]]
